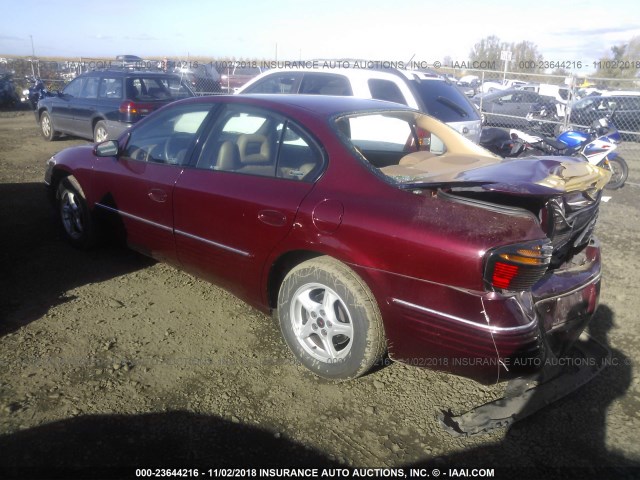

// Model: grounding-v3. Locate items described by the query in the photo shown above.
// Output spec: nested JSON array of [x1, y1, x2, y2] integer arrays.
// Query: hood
[[382, 153, 611, 196]]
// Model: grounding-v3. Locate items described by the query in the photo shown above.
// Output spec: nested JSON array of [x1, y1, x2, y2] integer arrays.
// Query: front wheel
[[40, 111, 59, 141], [603, 156, 628, 190], [277, 257, 386, 381], [57, 176, 97, 249]]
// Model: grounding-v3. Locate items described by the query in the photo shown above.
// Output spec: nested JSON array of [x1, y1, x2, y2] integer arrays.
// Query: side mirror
[[94, 140, 119, 157]]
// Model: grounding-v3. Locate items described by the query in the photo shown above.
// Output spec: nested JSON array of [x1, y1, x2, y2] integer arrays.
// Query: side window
[[99, 78, 123, 99], [276, 122, 323, 181], [80, 77, 100, 99], [63, 77, 85, 97], [196, 106, 281, 176], [299, 73, 352, 95], [368, 79, 407, 105], [195, 106, 323, 181], [243, 73, 301, 93], [347, 114, 416, 152], [122, 104, 211, 165]]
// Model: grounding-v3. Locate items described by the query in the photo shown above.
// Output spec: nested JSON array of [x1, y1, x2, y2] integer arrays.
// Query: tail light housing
[[484, 240, 553, 291], [119, 101, 154, 123]]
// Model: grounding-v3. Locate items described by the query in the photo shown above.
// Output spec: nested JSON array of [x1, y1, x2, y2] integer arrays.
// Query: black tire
[[56, 176, 97, 249], [93, 120, 109, 143], [277, 256, 386, 381], [604, 156, 628, 190], [40, 111, 59, 141]]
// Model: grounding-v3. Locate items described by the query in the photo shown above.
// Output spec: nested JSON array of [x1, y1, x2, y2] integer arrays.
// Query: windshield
[[411, 80, 479, 122], [335, 110, 498, 186]]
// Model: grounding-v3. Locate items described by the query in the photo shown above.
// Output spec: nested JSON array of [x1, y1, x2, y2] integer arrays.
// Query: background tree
[[469, 36, 545, 81], [469, 35, 507, 65], [593, 36, 640, 85]]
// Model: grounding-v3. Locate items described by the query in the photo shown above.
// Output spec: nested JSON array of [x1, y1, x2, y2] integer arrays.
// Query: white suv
[[237, 67, 482, 143]]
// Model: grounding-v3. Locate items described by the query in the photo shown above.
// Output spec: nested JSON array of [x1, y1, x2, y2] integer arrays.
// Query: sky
[[1, 0, 640, 73]]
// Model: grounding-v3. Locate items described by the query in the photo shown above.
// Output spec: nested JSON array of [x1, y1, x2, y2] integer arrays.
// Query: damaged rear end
[[430, 158, 610, 434], [447, 157, 608, 366]]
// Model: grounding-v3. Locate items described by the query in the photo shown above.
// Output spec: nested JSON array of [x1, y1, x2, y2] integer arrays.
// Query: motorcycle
[[511, 116, 628, 190], [21, 76, 48, 111]]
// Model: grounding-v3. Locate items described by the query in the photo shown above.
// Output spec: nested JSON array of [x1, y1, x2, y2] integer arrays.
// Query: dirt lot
[[1, 110, 639, 479]]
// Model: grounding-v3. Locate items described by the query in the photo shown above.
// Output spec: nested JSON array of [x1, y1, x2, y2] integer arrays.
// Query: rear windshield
[[410, 80, 479, 122], [125, 76, 192, 101]]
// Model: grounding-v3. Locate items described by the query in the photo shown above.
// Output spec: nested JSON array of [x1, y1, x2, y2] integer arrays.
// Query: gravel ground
[[0, 110, 639, 479]]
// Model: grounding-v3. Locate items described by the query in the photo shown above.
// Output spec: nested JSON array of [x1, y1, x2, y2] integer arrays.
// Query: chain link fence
[[2, 56, 639, 166], [439, 68, 640, 142]]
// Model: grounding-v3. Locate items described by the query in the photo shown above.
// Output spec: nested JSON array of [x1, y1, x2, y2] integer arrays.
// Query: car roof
[[243, 66, 448, 82], [179, 93, 419, 117]]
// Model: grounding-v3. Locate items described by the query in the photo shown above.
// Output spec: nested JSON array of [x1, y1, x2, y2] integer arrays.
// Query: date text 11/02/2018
[[518, 60, 640, 70]]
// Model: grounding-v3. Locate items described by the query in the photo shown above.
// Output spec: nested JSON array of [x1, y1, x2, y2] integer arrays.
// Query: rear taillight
[[119, 101, 154, 120], [119, 100, 138, 115], [484, 241, 552, 291]]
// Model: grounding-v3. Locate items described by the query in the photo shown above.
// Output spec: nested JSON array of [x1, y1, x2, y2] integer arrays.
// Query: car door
[[70, 75, 101, 138], [50, 77, 85, 132], [90, 102, 213, 263], [173, 104, 324, 306]]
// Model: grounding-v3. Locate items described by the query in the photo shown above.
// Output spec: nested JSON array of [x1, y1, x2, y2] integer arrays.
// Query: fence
[[441, 68, 640, 144], [2, 56, 639, 159]]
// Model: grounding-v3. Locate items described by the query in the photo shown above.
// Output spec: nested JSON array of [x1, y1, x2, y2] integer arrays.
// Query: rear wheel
[[277, 256, 386, 381], [57, 176, 96, 249], [40, 111, 59, 141], [604, 156, 628, 190]]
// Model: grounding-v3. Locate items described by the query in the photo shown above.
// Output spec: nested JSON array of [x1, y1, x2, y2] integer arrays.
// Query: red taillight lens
[[119, 101, 154, 118], [119, 101, 137, 115], [484, 241, 552, 291]]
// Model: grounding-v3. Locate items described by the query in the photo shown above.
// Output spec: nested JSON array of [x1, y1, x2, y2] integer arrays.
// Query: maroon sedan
[[45, 94, 609, 383]]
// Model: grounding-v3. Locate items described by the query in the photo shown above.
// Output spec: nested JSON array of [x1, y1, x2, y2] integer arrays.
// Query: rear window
[[410, 80, 479, 122], [126, 76, 192, 101]]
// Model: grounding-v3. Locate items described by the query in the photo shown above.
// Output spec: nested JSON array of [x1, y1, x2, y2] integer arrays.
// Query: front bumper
[[366, 239, 602, 384]]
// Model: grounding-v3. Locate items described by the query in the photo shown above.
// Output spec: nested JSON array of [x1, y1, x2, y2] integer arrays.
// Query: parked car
[[473, 88, 549, 128], [456, 75, 481, 97], [173, 63, 222, 94], [45, 94, 608, 384], [115, 55, 145, 68], [567, 94, 640, 140], [237, 67, 482, 143], [220, 65, 263, 93], [479, 79, 527, 94], [36, 69, 194, 142]]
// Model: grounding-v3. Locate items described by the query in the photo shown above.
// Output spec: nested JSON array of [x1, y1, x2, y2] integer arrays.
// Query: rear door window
[[368, 79, 407, 105], [99, 78, 123, 99], [412, 80, 479, 121], [243, 73, 302, 93], [299, 73, 352, 95]]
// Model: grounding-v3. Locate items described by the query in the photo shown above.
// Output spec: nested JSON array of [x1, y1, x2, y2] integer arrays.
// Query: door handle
[[148, 188, 167, 203], [258, 210, 287, 227]]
